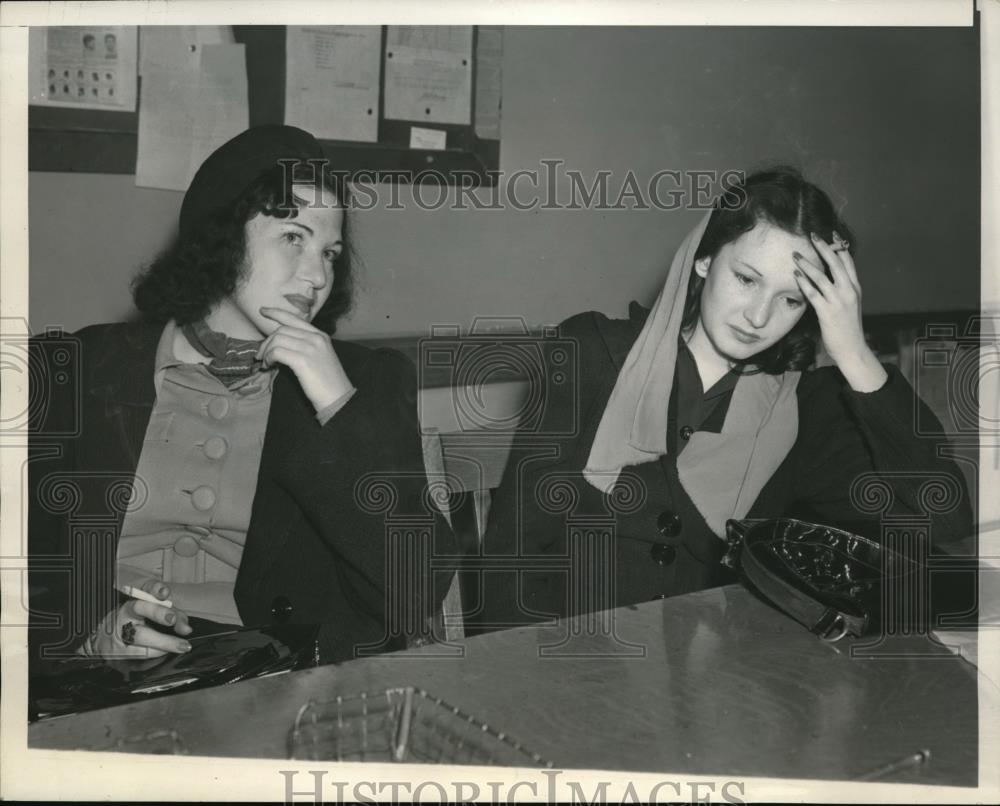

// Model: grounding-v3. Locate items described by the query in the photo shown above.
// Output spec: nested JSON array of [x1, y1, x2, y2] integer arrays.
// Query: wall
[[28, 26, 980, 337]]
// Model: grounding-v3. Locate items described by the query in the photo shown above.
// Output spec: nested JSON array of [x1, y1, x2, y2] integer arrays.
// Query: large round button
[[190, 485, 216, 511], [203, 436, 228, 460], [650, 542, 677, 566], [173, 534, 200, 557], [207, 398, 230, 419], [679, 425, 694, 441], [271, 595, 293, 622], [656, 510, 683, 539]]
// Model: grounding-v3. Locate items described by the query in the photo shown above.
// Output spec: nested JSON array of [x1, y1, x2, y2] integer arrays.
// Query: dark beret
[[179, 124, 325, 237]]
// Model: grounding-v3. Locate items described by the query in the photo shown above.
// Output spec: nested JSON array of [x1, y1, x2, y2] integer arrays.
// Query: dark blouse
[[667, 336, 738, 456]]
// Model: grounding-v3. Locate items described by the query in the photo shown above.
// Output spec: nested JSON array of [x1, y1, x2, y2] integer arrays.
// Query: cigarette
[[118, 584, 173, 609]]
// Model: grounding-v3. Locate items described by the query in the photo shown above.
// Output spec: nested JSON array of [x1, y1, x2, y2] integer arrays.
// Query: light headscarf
[[584, 212, 801, 538]]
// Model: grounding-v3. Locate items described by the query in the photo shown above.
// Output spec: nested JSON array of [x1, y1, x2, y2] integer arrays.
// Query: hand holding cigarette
[[77, 580, 194, 659], [118, 583, 173, 609]]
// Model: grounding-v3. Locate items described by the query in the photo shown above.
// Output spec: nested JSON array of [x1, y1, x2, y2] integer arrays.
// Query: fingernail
[[832, 230, 841, 241], [809, 232, 819, 241], [180, 642, 192, 652], [165, 613, 176, 625]]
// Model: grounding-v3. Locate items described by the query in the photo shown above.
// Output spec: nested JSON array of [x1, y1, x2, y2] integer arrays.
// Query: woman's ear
[[694, 257, 711, 278]]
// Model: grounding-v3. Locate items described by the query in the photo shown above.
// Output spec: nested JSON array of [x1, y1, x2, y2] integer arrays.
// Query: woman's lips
[[729, 325, 762, 344], [283, 294, 313, 316]]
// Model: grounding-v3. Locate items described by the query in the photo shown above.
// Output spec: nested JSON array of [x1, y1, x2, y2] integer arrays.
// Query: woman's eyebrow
[[737, 258, 802, 296], [284, 219, 342, 248], [285, 220, 314, 235], [735, 259, 762, 277]]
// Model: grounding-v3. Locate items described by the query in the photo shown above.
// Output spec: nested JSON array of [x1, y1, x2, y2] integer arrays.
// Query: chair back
[[420, 428, 517, 640]]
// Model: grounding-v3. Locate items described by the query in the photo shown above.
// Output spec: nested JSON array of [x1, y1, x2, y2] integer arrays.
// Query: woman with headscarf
[[479, 166, 974, 631], [28, 125, 453, 666]]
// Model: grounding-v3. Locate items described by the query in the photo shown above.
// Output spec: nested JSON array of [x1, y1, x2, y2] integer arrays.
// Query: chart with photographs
[[29, 26, 138, 111]]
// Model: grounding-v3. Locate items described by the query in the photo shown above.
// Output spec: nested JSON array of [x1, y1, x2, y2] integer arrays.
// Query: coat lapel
[[237, 365, 319, 588], [238, 343, 380, 591], [88, 323, 160, 473]]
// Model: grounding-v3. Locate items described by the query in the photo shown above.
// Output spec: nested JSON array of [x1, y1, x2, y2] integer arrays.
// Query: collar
[[155, 319, 184, 371], [594, 303, 741, 403], [153, 319, 276, 398], [677, 335, 739, 402], [153, 319, 189, 398]]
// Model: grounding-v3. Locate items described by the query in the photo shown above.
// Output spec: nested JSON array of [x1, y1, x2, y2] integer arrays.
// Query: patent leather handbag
[[29, 623, 320, 721], [722, 518, 919, 641]]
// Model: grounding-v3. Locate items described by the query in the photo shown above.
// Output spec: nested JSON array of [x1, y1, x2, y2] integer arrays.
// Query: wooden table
[[28, 585, 980, 785]]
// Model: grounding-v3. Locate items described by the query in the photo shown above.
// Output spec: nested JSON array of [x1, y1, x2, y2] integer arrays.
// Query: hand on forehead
[[722, 221, 819, 285]]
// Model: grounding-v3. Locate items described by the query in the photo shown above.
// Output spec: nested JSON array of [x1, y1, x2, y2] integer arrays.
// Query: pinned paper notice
[[474, 26, 503, 140], [409, 126, 447, 151], [138, 26, 233, 77], [285, 26, 381, 143], [29, 26, 138, 111], [135, 29, 248, 191], [384, 26, 472, 125]]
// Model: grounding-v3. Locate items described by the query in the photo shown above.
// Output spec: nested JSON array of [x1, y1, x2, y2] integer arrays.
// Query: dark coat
[[27, 321, 453, 665], [479, 305, 976, 629]]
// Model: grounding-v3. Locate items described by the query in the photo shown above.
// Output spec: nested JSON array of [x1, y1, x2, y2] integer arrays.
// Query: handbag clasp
[[812, 609, 849, 642]]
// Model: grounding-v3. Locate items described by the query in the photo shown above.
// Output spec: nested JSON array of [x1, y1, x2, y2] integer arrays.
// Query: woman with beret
[[478, 166, 974, 633], [28, 125, 452, 666]]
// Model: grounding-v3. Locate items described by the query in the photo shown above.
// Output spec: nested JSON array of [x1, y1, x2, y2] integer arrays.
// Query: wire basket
[[288, 686, 553, 767]]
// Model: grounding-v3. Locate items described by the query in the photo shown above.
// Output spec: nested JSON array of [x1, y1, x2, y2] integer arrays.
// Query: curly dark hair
[[681, 165, 855, 374], [132, 162, 355, 335]]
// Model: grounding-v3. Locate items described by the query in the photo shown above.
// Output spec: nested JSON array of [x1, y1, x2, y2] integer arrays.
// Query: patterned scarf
[[181, 320, 265, 387]]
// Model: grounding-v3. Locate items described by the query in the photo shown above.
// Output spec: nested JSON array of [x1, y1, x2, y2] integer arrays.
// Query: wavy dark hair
[[682, 165, 855, 374], [132, 162, 355, 335]]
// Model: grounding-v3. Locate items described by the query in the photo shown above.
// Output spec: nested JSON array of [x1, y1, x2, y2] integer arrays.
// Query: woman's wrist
[[835, 346, 888, 393], [315, 386, 358, 424], [311, 372, 354, 413]]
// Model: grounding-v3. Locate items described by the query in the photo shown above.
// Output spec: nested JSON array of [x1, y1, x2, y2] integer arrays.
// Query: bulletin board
[[28, 25, 502, 185]]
